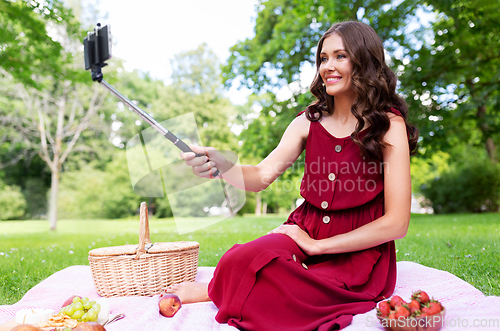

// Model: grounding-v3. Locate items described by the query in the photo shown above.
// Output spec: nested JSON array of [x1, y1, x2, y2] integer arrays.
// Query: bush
[[421, 158, 500, 213], [58, 152, 142, 219], [410, 151, 452, 195], [0, 183, 27, 220]]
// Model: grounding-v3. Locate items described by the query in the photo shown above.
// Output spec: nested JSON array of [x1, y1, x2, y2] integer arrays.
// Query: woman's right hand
[[180, 145, 228, 179]]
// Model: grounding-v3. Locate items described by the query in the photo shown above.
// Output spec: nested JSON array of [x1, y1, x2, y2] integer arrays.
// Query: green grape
[[94, 303, 101, 313], [82, 297, 89, 302], [87, 309, 98, 322], [66, 305, 76, 315], [73, 302, 83, 311], [72, 296, 81, 304], [72, 310, 84, 320], [81, 312, 89, 322], [83, 301, 93, 310]]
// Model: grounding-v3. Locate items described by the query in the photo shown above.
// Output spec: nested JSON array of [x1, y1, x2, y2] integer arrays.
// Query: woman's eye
[[337, 54, 347, 59], [321, 57, 328, 63]]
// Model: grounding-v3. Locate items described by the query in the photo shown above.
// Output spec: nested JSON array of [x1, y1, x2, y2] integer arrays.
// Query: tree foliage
[[397, 0, 500, 163], [0, 0, 83, 88], [171, 43, 222, 96]]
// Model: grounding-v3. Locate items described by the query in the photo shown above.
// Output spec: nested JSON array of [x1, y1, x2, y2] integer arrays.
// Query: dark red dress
[[208, 110, 400, 330]]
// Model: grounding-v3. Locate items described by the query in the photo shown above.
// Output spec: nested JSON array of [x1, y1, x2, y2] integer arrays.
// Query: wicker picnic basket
[[88, 202, 199, 297]]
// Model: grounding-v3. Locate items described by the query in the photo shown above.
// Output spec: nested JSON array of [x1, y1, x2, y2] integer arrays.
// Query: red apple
[[159, 293, 182, 318], [61, 295, 80, 308]]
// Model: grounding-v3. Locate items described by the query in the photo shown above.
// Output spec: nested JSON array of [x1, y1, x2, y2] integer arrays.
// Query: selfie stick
[[85, 24, 220, 178], [84, 24, 239, 217]]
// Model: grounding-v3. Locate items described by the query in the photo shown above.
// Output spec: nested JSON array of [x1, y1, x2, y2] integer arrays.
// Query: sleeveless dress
[[207, 109, 401, 330]]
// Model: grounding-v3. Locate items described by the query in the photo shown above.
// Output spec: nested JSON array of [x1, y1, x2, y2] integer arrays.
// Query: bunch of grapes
[[59, 296, 101, 322]]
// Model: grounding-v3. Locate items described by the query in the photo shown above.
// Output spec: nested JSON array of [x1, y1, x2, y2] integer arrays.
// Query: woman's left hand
[[268, 224, 320, 256]]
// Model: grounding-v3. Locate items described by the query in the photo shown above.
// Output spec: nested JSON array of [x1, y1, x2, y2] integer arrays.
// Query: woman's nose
[[324, 59, 335, 71]]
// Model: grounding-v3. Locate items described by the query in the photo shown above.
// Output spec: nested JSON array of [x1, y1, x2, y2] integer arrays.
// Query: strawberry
[[427, 301, 442, 315], [395, 305, 410, 319], [390, 295, 406, 309], [377, 300, 391, 317], [411, 290, 430, 304], [421, 306, 432, 315], [388, 312, 396, 319], [408, 299, 420, 315]]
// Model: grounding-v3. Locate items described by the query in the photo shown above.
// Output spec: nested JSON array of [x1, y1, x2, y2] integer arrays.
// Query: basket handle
[[136, 202, 151, 259]]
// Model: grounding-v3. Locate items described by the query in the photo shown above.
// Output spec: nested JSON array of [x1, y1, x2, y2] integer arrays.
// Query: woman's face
[[319, 33, 355, 99]]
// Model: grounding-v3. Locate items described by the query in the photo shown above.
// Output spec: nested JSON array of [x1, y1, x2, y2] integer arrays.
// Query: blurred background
[[1, 0, 499, 229]]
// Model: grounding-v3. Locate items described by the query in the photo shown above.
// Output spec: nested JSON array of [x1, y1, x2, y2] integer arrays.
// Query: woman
[[168, 20, 418, 330]]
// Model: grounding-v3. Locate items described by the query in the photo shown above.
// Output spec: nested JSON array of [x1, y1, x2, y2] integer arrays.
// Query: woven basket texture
[[88, 202, 199, 297]]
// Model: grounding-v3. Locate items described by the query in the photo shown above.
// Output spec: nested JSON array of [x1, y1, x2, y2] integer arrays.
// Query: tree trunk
[[49, 165, 60, 230], [262, 202, 267, 216], [477, 105, 498, 163], [485, 137, 497, 164], [255, 191, 262, 216]]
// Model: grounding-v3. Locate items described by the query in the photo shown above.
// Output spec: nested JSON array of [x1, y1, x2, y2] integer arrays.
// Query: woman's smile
[[325, 75, 342, 84]]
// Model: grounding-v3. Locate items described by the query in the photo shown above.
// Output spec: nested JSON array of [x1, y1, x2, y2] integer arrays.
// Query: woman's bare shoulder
[[384, 113, 407, 145], [287, 112, 311, 139]]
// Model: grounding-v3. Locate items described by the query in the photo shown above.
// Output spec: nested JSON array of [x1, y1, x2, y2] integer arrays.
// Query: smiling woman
[[168, 20, 420, 330]]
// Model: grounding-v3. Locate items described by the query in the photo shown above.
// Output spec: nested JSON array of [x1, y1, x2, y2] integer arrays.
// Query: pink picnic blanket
[[1, 261, 499, 330]]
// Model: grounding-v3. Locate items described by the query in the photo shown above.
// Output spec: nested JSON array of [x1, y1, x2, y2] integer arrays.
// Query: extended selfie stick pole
[[100, 78, 221, 178], [99, 79, 200, 156], [90, 68, 220, 177]]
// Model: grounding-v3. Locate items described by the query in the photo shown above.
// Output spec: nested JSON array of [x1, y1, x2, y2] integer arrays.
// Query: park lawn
[[0, 212, 499, 305]]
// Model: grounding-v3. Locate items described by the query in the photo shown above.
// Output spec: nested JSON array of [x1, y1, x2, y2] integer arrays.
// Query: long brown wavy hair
[[306, 21, 418, 160]]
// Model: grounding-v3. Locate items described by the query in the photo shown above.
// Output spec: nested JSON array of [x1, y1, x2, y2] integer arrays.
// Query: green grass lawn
[[1, 213, 499, 305]]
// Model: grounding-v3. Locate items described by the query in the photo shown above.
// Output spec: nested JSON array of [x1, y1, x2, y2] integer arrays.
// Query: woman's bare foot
[[165, 282, 211, 304]]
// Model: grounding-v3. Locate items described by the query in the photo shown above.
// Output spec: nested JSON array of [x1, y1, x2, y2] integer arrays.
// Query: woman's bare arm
[[181, 114, 310, 192]]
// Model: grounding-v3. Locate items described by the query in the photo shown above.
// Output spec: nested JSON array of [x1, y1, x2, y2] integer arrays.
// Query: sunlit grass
[[1, 212, 499, 305], [396, 213, 500, 296]]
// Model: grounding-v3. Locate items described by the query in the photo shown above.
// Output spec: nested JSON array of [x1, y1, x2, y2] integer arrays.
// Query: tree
[[171, 43, 223, 96], [0, 70, 109, 229], [0, 0, 82, 88], [396, 0, 500, 163]]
